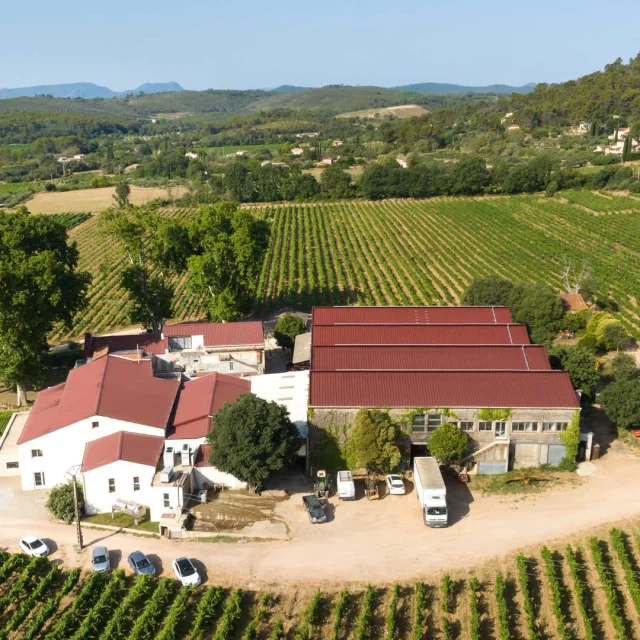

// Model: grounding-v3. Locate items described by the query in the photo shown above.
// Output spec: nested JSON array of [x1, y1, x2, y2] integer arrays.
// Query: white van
[[336, 470, 356, 500]]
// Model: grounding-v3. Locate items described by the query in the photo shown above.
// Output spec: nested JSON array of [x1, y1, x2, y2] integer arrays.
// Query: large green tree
[[508, 283, 565, 345], [274, 314, 307, 351], [99, 204, 191, 332], [0, 210, 90, 405], [206, 393, 302, 489], [428, 423, 469, 465], [461, 275, 516, 306], [187, 202, 269, 322], [563, 346, 600, 396], [600, 379, 640, 430], [46, 481, 84, 524], [347, 409, 401, 473]]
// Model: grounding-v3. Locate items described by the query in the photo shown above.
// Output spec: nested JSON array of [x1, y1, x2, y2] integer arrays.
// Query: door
[[547, 444, 567, 467], [495, 422, 506, 438]]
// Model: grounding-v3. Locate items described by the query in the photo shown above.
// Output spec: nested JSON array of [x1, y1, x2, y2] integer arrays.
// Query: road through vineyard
[[54, 192, 640, 341]]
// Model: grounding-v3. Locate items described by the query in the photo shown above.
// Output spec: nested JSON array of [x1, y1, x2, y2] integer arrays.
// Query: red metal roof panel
[[309, 371, 579, 408], [312, 306, 513, 325], [311, 345, 550, 371], [83, 332, 166, 359], [163, 321, 264, 348], [312, 324, 530, 347], [81, 431, 165, 472]]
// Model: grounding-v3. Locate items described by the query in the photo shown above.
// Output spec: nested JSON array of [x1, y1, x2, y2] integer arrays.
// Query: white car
[[19, 535, 49, 557], [385, 474, 406, 495], [172, 557, 202, 587]]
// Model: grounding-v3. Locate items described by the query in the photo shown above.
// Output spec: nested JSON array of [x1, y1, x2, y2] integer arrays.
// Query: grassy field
[[51, 191, 640, 341], [192, 143, 283, 156], [337, 103, 430, 119], [24, 185, 189, 214], [2, 522, 640, 638]]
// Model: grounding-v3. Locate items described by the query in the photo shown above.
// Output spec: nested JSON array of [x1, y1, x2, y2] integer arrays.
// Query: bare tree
[[561, 258, 591, 294]]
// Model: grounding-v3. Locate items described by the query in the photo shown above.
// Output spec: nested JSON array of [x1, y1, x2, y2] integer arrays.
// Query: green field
[[1, 523, 640, 638], [52, 191, 640, 341]]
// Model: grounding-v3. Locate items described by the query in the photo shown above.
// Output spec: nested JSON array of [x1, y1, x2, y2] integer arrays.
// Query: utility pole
[[66, 466, 83, 550]]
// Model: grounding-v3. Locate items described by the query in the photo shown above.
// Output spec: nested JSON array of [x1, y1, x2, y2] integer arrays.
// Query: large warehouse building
[[307, 306, 580, 473]]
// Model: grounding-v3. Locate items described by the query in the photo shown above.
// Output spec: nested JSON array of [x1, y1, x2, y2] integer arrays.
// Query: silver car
[[91, 546, 110, 573]]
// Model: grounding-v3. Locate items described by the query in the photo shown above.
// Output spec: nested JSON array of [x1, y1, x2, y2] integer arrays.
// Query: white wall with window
[[18, 416, 165, 491]]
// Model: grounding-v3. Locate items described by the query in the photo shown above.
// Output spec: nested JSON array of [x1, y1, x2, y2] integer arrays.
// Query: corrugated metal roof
[[81, 432, 165, 472], [18, 357, 180, 444], [83, 332, 165, 359], [309, 371, 579, 409], [163, 321, 264, 348], [312, 306, 513, 325], [311, 345, 551, 371], [312, 324, 530, 346]]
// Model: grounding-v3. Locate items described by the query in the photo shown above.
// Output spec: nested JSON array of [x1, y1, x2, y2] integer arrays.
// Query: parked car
[[172, 557, 202, 586], [19, 535, 49, 557], [91, 546, 110, 573], [302, 495, 327, 524], [385, 474, 406, 495], [128, 550, 156, 576]]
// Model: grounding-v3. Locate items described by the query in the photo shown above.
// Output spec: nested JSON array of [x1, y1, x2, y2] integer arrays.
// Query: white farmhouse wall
[[18, 417, 164, 491], [193, 467, 247, 489]]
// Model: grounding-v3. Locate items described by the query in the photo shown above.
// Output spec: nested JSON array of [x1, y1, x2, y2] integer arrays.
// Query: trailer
[[413, 457, 448, 528], [336, 470, 356, 500]]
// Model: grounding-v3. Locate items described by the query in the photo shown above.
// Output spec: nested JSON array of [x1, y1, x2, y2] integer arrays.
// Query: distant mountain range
[[268, 82, 536, 95], [0, 82, 184, 100]]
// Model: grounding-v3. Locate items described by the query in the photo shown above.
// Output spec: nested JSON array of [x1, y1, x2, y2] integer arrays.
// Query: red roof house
[[81, 432, 165, 472]]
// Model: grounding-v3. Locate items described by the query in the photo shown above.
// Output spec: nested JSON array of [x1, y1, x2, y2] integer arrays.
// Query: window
[[6, 462, 18, 469], [229, 361, 234, 371], [92, 421, 99, 429], [133, 477, 140, 491], [479, 421, 493, 431], [108, 478, 116, 493], [512, 422, 539, 432], [495, 422, 507, 436], [411, 415, 425, 433], [168, 336, 192, 351], [460, 421, 475, 432], [427, 414, 442, 432], [31, 449, 43, 458], [163, 493, 170, 508], [543, 422, 568, 432], [33, 472, 45, 487]]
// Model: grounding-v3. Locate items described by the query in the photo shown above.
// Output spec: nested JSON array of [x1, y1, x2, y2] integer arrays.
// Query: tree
[[610, 353, 639, 381], [427, 423, 469, 465], [461, 275, 515, 306], [600, 379, 640, 430], [508, 283, 565, 345], [347, 409, 401, 473], [274, 314, 306, 351], [113, 177, 130, 209], [601, 321, 631, 351], [320, 165, 353, 199], [563, 346, 600, 396], [187, 202, 269, 322], [100, 205, 188, 332], [622, 135, 632, 162], [0, 211, 90, 405], [206, 393, 302, 489], [46, 481, 84, 524]]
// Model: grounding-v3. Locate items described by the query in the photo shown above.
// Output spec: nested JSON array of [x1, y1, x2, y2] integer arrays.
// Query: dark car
[[302, 495, 327, 524], [127, 551, 156, 576]]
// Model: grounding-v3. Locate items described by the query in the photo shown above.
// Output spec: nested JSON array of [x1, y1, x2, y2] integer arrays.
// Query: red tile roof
[[83, 332, 165, 360], [311, 345, 551, 371], [309, 371, 579, 408], [163, 321, 264, 348], [560, 293, 589, 312], [312, 324, 530, 346], [81, 431, 165, 472], [18, 357, 180, 444], [313, 306, 513, 325], [167, 373, 250, 440]]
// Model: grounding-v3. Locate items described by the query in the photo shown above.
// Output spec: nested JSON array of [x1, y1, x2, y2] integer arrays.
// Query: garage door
[[547, 444, 566, 467], [478, 461, 507, 475]]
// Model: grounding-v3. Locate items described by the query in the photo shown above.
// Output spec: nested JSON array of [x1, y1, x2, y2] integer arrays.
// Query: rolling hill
[[0, 81, 184, 100], [392, 81, 536, 94]]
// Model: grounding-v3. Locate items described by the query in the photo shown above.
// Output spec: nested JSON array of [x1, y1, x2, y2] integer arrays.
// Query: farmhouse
[[184, 152, 199, 159], [16, 355, 250, 519], [307, 306, 580, 474], [84, 320, 265, 377], [291, 147, 304, 156], [396, 155, 409, 169]]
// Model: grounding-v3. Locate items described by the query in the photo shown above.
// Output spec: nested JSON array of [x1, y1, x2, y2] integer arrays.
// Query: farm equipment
[[314, 470, 330, 498], [364, 474, 380, 501]]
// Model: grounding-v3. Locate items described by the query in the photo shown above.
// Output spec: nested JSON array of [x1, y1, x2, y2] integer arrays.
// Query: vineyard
[[4, 523, 640, 638], [52, 191, 640, 341]]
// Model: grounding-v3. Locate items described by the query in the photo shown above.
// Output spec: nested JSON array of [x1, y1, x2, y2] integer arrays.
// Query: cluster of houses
[[0, 305, 584, 528], [595, 127, 638, 155]]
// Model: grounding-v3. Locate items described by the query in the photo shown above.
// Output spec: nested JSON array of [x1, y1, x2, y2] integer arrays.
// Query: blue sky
[[3, 0, 640, 90]]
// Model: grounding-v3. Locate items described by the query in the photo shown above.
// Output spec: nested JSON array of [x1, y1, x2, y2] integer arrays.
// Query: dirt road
[[2, 445, 640, 588]]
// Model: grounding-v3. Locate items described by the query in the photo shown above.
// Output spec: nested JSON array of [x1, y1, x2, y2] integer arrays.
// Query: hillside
[[0, 81, 184, 99], [337, 104, 430, 119], [506, 53, 640, 125], [393, 81, 536, 94]]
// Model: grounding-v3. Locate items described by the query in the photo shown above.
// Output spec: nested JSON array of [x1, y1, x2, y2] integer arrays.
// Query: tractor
[[314, 470, 330, 498]]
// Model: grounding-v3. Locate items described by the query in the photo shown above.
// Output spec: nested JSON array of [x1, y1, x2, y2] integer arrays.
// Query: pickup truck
[[302, 495, 328, 524]]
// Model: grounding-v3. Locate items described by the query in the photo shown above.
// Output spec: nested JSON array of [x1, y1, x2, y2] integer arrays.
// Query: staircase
[[460, 436, 510, 465]]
